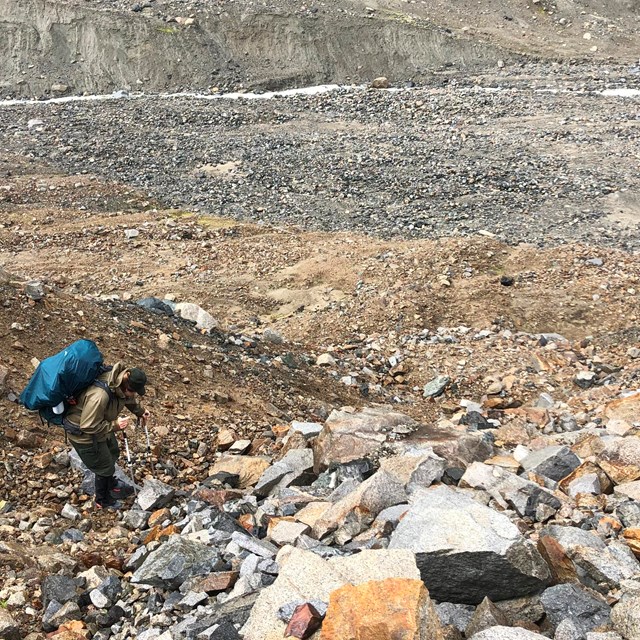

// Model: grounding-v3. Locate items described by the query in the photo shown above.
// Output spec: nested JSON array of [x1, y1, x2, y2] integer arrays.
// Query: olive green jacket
[[65, 362, 145, 444]]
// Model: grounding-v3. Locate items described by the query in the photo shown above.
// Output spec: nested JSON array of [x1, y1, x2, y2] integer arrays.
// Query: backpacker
[[19, 339, 114, 428]]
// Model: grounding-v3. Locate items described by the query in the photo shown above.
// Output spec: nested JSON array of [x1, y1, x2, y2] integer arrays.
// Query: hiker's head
[[122, 368, 147, 397]]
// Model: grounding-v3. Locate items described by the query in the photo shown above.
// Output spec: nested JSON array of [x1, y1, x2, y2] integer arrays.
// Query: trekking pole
[[137, 417, 154, 477], [122, 431, 138, 496]]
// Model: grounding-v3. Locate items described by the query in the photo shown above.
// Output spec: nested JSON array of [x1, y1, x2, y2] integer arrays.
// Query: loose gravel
[[1, 63, 639, 250]]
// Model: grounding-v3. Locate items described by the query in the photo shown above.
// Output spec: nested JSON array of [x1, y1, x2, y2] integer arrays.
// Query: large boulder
[[388, 485, 551, 604], [241, 547, 419, 640], [131, 536, 224, 589], [321, 578, 443, 640], [312, 407, 417, 473]]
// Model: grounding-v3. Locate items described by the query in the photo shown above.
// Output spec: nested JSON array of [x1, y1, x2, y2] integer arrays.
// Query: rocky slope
[[2, 150, 640, 639], [1, 2, 640, 635]]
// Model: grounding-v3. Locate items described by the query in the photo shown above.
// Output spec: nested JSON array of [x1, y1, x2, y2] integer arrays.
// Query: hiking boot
[[95, 497, 123, 511], [110, 478, 135, 499], [95, 474, 123, 511]]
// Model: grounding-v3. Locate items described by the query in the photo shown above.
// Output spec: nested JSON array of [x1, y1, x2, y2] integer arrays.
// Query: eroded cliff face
[[0, 0, 517, 98], [2, 0, 639, 98]]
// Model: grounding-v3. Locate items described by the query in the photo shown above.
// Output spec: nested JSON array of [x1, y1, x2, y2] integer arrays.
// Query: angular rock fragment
[[209, 455, 271, 488], [464, 597, 510, 637], [389, 485, 551, 603], [241, 547, 419, 640], [0, 609, 20, 640], [135, 479, 176, 511], [615, 480, 640, 502], [461, 462, 561, 522], [255, 449, 314, 497], [435, 602, 475, 633], [312, 407, 416, 473], [283, 602, 323, 639], [598, 437, 640, 484], [132, 536, 223, 589], [312, 453, 437, 540], [540, 583, 610, 635], [520, 445, 581, 482]]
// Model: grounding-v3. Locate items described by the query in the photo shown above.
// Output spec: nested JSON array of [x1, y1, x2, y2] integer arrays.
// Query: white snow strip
[[1, 83, 637, 107], [600, 88, 640, 97], [0, 84, 351, 107]]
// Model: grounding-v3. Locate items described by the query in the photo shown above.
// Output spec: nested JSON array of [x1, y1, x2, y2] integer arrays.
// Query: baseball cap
[[128, 368, 147, 396]]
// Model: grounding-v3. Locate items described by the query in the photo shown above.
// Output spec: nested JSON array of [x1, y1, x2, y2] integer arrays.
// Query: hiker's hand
[[140, 409, 151, 426], [116, 416, 130, 431]]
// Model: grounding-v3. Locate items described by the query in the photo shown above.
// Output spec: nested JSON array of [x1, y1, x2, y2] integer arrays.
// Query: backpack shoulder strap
[[93, 379, 117, 402]]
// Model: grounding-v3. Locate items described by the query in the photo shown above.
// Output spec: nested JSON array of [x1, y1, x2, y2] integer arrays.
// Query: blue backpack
[[20, 339, 113, 426]]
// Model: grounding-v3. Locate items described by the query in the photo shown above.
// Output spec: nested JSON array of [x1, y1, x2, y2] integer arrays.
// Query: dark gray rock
[[540, 584, 611, 635], [388, 485, 551, 604], [187, 592, 259, 638], [124, 545, 150, 571], [137, 297, 174, 315], [123, 509, 151, 530], [423, 375, 450, 398], [41, 574, 79, 609], [435, 602, 475, 632], [465, 597, 510, 637], [0, 609, 20, 640], [132, 537, 224, 589], [520, 446, 581, 482]]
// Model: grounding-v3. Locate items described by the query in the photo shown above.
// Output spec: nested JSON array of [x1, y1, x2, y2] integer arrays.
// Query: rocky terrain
[[2, 0, 640, 637]]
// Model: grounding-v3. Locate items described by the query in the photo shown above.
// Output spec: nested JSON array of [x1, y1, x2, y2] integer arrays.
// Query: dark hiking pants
[[71, 432, 120, 478]]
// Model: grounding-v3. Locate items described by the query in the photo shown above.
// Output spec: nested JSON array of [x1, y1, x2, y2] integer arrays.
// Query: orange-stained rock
[[34, 452, 53, 469], [143, 524, 180, 544], [148, 507, 171, 528], [622, 528, 640, 557], [192, 570, 239, 593], [484, 455, 521, 472], [598, 437, 640, 484], [320, 578, 442, 640], [272, 424, 291, 439], [216, 428, 236, 451], [576, 493, 607, 510], [521, 407, 550, 426], [78, 552, 104, 569], [570, 434, 605, 460], [238, 513, 258, 533], [604, 392, 640, 425], [558, 461, 613, 495], [208, 455, 271, 488], [537, 535, 577, 583]]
